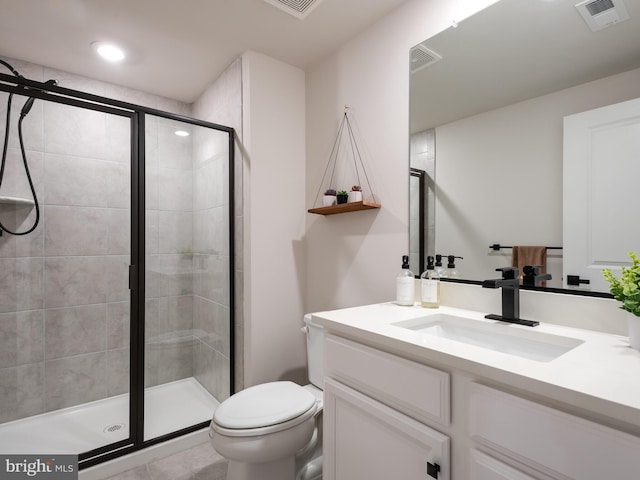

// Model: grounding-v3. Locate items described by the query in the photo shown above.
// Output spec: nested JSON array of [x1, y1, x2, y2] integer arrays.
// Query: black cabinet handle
[[427, 461, 440, 478]]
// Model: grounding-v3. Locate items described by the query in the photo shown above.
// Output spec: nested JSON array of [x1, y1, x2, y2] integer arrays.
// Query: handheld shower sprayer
[[0, 58, 20, 77], [0, 59, 57, 236]]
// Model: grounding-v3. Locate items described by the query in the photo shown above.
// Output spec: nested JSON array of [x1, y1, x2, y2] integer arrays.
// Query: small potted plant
[[336, 190, 349, 204], [348, 185, 363, 203], [322, 189, 337, 207], [603, 251, 640, 350]]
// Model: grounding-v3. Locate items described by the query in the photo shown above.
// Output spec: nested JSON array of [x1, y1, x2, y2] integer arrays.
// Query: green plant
[[337, 190, 348, 196], [603, 251, 640, 316]]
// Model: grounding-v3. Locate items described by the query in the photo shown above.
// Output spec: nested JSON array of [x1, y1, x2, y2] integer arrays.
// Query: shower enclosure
[[0, 68, 234, 468]]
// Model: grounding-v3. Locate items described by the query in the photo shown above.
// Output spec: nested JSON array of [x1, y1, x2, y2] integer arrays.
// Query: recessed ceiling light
[[92, 41, 125, 62], [175, 130, 189, 137]]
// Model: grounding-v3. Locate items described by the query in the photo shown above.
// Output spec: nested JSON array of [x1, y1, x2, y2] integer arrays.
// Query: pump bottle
[[446, 255, 463, 278], [396, 255, 415, 306], [420, 256, 440, 308], [435, 254, 447, 278]]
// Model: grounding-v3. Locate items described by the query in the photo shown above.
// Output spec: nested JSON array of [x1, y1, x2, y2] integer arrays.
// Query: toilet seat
[[212, 381, 318, 438]]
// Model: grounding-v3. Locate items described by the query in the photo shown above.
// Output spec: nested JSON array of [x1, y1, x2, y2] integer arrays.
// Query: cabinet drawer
[[325, 334, 450, 426], [470, 383, 640, 479]]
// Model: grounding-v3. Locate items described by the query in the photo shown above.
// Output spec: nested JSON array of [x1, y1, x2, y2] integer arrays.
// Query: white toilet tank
[[303, 314, 324, 390]]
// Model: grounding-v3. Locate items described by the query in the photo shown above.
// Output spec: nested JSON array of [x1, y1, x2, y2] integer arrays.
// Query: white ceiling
[[0, 0, 407, 103]]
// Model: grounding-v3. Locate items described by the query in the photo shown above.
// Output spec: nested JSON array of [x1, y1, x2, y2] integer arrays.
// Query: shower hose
[[0, 59, 55, 236]]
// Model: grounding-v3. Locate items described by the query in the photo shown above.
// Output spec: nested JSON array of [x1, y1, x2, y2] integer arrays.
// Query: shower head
[[20, 97, 35, 117], [1, 69, 55, 237], [20, 79, 57, 117]]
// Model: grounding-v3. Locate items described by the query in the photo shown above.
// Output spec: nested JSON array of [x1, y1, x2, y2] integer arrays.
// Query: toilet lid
[[213, 381, 317, 429]]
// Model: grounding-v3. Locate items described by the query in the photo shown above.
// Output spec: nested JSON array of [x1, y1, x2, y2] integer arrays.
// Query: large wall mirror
[[409, 0, 640, 294]]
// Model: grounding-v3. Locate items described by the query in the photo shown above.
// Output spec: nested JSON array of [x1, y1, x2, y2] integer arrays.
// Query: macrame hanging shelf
[[308, 106, 381, 216]]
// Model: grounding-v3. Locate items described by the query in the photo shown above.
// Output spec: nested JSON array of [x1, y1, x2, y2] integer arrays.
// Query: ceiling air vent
[[262, 0, 325, 19], [410, 45, 442, 74], [576, 0, 630, 32]]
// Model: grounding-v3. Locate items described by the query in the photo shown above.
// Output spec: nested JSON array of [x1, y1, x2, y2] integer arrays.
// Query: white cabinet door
[[563, 97, 640, 291], [324, 378, 450, 480]]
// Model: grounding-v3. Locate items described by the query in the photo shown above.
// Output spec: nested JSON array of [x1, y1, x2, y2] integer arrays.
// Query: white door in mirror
[[563, 97, 640, 292]]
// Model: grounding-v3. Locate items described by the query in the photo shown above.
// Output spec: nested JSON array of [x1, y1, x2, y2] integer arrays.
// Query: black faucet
[[522, 265, 552, 287], [482, 267, 539, 327]]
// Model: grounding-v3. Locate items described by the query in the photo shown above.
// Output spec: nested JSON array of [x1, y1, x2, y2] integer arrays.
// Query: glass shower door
[[143, 114, 232, 441], [0, 91, 134, 455]]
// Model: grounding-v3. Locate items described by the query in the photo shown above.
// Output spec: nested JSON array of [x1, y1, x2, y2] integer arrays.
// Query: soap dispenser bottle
[[446, 255, 463, 279], [435, 254, 447, 278], [396, 255, 415, 306], [420, 256, 440, 308]]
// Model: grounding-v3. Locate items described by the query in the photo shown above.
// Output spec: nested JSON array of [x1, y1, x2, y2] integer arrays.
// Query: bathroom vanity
[[312, 303, 640, 480]]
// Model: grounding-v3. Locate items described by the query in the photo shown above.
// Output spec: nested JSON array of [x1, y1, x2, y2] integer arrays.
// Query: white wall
[[435, 67, 640, 285], [234, 0, 638, 386], [241, 51, 307, 386], [304, 0, 498, 312]]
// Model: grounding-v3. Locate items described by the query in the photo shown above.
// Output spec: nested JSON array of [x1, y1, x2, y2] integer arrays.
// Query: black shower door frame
[[0, 72, 235, 468]]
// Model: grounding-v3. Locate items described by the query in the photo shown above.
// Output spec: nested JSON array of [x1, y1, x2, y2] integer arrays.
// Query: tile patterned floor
[[104, 442, 227, 480]]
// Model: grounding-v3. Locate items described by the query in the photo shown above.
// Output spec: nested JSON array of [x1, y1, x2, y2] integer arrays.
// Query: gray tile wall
[[0, 56, 234, 424], [0, 58, 139, 421], [192, 58, 243, 395], [409, 128, 436, 272], [192, 122, 231, 402], [144, 114, 196, 389]]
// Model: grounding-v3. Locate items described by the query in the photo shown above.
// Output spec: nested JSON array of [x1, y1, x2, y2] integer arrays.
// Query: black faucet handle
[[495, 267, 519, 280], [523, 265, 544, 276]]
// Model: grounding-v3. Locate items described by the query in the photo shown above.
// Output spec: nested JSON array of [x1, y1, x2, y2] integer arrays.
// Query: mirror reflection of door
[[563, 97, 640, 291]]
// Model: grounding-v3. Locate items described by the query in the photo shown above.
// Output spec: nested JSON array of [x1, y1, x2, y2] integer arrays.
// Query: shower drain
[[103, 423, 126, 433]]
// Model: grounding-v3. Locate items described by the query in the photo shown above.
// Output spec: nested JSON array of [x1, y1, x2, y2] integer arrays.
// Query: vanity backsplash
[[435, 281, 627, 336]]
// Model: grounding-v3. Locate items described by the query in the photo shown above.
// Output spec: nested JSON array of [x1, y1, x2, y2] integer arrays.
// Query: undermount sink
[[392, 313, 584, 362]]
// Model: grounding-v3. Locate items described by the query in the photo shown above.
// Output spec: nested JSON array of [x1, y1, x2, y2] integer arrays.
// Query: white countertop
[[312, 302, 640, 430]]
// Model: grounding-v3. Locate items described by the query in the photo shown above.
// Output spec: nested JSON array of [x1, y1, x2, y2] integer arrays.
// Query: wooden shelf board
[[308, 201, 381, 216]]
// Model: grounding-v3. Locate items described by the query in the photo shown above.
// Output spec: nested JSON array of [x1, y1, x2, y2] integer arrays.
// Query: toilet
[[209, 315, 324, 480]]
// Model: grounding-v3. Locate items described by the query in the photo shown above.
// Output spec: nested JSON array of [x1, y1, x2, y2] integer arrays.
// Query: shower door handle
[[129, 265, 138, 291]]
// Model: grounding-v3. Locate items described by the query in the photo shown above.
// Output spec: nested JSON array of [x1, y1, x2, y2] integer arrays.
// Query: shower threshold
[[0, 377, 219, 455]]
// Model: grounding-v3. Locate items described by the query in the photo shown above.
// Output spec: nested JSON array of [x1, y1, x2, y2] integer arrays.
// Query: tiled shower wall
[[0, 56, 232, 424], [191, 125, 231, 402], [192, 58, 243, 398], [409, 128, 435, 272], [144, 114, 196, 390], [144, 113, 231, 402]]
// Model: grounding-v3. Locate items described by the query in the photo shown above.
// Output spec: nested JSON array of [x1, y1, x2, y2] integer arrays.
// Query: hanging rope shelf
[[308, 106, 381, 216]]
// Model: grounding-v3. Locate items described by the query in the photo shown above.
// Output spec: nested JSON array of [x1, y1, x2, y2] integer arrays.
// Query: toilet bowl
[[209, 315, 324, 480], [210, 382, 322, 480]]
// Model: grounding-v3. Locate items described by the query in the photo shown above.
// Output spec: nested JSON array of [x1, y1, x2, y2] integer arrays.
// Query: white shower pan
[[0, 377, 219, 455]]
